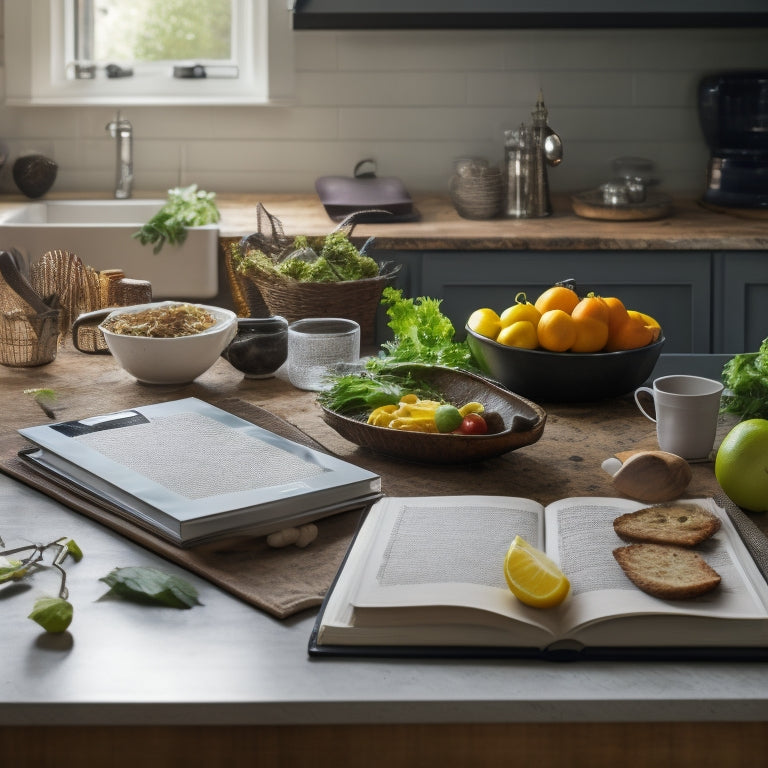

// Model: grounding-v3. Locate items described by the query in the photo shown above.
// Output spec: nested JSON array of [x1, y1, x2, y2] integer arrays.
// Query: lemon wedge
[[503, 535, 570, 608]]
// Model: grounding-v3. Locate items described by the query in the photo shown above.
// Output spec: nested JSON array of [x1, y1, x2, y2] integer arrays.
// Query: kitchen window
[[4, 0, 295, 106]]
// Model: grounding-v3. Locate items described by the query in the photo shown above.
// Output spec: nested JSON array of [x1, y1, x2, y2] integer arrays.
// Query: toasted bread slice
[[613, 543, 721, 599], [613, 502, 721, 547]]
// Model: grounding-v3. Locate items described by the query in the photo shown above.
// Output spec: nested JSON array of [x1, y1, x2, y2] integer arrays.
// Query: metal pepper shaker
[[525, 91, 562, 218]]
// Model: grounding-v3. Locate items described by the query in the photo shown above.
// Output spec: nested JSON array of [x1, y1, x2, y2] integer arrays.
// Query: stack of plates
[[450, 166, 504, 220]]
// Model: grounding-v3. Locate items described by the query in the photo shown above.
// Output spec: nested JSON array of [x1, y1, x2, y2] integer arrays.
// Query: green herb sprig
[[133, 184, 220, 254], [0, 537, 82, 633]]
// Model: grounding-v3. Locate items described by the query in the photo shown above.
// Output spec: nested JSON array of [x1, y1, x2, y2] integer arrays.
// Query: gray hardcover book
[[18, 398, 380, 547]]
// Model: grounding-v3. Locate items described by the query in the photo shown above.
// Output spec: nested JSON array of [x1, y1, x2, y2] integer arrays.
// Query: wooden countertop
[[1, 191, 766, 251], [213, 193, 768, 251]]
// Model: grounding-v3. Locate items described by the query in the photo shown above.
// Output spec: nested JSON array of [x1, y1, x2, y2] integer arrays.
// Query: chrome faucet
[[106, 111, 133, 199]]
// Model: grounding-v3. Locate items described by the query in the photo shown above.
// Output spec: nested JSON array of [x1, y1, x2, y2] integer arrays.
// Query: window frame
[[4, 0, 295, 106]]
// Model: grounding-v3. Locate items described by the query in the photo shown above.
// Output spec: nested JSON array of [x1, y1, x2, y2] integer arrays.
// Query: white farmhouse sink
[[0, 199, 220, 298]]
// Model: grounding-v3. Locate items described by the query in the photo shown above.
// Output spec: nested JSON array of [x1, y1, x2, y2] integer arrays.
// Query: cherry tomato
[[456, 413, 488, 435]]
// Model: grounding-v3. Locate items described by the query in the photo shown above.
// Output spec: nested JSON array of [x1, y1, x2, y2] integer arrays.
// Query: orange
[[570, 317, 609, 353], [467, 307, 501, 340], [603, 296, 630, 328], [604, 313, 655, 351], [571, 293, 610, 325], [627, 310, 662, 342], [537, 309, 577, 352], [497, 320, 539, 349], [499, 293, 541, 329], [603, 296, 631, 350], [534, 285, 579, 315]]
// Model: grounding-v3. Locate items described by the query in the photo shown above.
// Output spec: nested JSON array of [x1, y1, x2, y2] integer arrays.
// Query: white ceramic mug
[[287, 317, 360, 391], [634, 375, 724, 460]]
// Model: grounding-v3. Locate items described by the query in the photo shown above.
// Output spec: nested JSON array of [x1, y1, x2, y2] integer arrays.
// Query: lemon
[[499, 300, 541, 329], [496, 320, 539, 349], [715, 418, 768, 513], [503, 535, 570, 608], [467, 308, 501, 340]]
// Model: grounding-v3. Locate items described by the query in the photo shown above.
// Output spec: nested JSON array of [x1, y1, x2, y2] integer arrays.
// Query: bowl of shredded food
[[98, 301, 237, 384]]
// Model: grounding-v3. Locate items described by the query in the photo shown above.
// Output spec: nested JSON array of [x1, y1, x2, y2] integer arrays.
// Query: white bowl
[[99, 301, 237, 384]]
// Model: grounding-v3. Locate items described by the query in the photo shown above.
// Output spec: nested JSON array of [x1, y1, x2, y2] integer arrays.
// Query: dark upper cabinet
[[293, 0, 768, 30]]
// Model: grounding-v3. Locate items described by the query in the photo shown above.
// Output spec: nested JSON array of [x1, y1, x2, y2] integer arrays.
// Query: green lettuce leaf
[[99, 566, 201, 609]]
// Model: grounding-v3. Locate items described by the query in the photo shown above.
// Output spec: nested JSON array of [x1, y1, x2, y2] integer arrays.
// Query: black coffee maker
[[698, 71, 768, 209]]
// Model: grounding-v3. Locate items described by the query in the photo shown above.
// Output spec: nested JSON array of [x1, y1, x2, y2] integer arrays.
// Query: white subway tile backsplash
[[0, 26, 762, 196], [294, 31, 339, 72], [336, 31, 508, 72], [296, 71, 466, 107]]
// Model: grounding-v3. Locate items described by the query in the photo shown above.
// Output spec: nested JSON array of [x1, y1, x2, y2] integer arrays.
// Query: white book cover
[[19, 398, 380, 546]]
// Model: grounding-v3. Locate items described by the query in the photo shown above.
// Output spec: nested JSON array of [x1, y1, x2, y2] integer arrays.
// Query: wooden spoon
[[601, 450, 692, 503]]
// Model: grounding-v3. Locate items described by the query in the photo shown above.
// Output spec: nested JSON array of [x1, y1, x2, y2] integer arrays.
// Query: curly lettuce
[[371, 287, 477, 371], [721, 337, 768, 420]]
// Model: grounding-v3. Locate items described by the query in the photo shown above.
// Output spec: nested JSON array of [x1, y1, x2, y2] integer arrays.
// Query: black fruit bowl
[[466, 326, 665, 402]]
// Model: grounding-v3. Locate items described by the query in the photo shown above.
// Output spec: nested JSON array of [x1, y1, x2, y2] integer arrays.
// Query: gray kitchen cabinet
[[417, 250, 712, 354], [714, 251, 768, 354]]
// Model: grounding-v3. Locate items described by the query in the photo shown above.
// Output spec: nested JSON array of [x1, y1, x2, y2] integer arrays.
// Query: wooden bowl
[[320, 364, 546, 464]]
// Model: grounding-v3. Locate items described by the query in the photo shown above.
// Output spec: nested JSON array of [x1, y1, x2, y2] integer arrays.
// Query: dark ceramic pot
[[221, 316, 288, 378]]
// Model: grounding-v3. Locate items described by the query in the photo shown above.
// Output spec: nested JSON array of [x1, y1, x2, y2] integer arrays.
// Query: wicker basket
[[0, 310, 61, 367], [235, 265, 400, 346], [0, 250, 62, 367]]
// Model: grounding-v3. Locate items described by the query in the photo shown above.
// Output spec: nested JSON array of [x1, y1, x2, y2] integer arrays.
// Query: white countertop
[[3, 471, 768, 728]]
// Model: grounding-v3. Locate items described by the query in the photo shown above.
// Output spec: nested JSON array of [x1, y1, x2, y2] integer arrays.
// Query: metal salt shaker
[[504, 124, 531, 218]]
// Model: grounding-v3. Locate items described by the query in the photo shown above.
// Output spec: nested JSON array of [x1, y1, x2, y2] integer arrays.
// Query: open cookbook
[[17, 398, 381, 547], [309, 495, 768, 660]]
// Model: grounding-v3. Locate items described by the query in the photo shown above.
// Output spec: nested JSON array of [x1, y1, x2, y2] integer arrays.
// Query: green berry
[[434, 404, 463, 433]]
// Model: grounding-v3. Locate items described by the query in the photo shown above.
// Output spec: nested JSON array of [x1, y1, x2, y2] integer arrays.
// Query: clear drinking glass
[[287, 318, 360, 391]]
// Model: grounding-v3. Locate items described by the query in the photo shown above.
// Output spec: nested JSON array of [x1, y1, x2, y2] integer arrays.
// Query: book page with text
[[350, 496, 564, 636], [544, 497, 768, 638]]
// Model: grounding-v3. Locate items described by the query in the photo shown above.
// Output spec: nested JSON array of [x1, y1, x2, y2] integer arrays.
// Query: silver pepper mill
[[525, 91, 563, 218]]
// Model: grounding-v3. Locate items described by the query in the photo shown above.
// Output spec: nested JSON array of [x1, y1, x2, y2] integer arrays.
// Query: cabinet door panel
[[715, 252, 768, 354], [421, 251, 711, 353]]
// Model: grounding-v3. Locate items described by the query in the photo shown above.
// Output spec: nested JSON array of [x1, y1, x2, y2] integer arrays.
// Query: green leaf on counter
[[23, 387, 58, 418], [99, 566, 201, 609], [65, 539, 83, 562], [0, 556, 29, 583], [28, 596, 74, 633]]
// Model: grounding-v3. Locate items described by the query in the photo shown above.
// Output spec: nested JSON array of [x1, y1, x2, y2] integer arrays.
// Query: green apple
[[715, 419, 768, 513]]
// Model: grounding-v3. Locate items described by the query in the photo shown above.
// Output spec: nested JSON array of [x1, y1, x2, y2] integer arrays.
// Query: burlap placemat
[[0, 398, 363, 619], [3, 395, 767, 619]]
